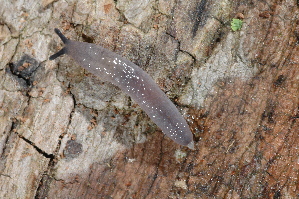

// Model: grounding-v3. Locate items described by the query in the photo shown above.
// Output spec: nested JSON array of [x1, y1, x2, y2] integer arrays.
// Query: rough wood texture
[[1, 0, 299, 198]]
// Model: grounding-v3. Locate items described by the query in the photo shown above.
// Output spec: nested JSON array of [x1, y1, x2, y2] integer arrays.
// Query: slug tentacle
[[54, 28, 68, 43], [49, 48, 67, 60], [49, 28, 69, 60], [50, 28, 194, 149]]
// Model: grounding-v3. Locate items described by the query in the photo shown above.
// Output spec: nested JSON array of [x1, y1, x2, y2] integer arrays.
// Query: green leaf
[[231, 18, 243, 31]]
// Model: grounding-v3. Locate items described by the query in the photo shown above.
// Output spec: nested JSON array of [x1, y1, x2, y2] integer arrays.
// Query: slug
[[50, 28, 194, 149]]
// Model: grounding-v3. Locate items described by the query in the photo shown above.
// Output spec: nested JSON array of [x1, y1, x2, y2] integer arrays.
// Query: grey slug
[[50, 28, 194, 149]]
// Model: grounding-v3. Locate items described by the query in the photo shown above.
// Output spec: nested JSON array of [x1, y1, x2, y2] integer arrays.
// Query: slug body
[[50, 28, 194, 149]]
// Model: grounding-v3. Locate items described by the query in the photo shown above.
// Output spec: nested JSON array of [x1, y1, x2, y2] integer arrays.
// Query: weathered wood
[[1, 0, 299, 198]]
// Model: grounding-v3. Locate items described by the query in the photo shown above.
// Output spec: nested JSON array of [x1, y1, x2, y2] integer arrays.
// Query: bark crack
[[16, 132, 54, 159], [145, 137, 164, 197]]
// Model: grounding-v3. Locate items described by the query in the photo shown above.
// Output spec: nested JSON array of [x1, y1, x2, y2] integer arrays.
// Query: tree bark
[[1, 0, 299, 198]]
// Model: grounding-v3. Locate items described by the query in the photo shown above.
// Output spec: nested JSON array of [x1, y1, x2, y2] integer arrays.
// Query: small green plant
[[231, 18, 243, 31]]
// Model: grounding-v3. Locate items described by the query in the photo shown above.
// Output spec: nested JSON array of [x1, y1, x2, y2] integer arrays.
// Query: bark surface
[[1, 0, 299, 198]]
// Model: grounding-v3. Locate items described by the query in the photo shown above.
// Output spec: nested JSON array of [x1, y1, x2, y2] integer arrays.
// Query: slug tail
[[186, 141, 195, 150]]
